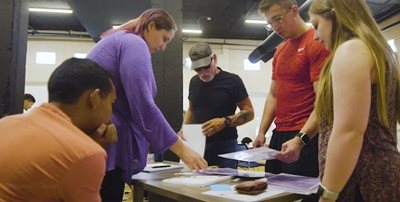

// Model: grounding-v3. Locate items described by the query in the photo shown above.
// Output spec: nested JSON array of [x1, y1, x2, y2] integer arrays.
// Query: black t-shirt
[[188, 68, 248, 142]]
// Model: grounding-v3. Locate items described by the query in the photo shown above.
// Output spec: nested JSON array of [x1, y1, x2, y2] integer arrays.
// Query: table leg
[[133, 185, 144, 202]]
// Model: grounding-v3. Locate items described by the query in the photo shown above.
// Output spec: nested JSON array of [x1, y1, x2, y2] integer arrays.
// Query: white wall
[[25, 37, 95, 107]]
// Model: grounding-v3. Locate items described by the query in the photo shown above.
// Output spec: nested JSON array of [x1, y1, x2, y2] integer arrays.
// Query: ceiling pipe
[[27, 29, 91, 39], [248, 0, 313, 63]]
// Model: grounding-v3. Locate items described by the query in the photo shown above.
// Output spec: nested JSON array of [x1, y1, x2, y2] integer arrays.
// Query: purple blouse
[[87, 31, 178, 183]]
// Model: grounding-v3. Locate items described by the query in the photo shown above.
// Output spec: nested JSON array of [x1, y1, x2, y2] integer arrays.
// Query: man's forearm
[[299, 110, 319, 139], [257, 95, 276, 136], [183, 110, 193, 124], [229, 109, 254, 127]]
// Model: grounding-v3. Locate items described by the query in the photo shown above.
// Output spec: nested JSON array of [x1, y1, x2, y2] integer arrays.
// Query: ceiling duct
[[248, 0, 312, 63]]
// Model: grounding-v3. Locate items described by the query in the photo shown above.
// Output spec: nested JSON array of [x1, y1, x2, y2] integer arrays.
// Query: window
[[36, 52, 56, 64], [74, 53, 87, 58], [184, 57, 192, 69], [244, 59, 260, 71]]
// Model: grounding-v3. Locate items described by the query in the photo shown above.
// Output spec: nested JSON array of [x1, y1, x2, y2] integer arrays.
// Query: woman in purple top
[[87, 8, 208, 201]]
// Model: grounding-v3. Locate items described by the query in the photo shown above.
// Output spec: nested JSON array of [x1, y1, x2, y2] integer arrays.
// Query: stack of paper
[[267, 173, 320, 195], [198, 167, 270, 178], [203, 187, 285, 202], [162, 175, 232, 187]]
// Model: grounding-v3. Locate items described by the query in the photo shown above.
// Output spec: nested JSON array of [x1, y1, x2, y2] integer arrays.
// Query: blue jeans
[[204, 139, 238, 168]]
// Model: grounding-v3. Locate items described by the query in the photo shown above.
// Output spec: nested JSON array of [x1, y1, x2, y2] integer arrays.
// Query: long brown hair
[[311, 0, 400, 126], [101, 8, 177, 38]]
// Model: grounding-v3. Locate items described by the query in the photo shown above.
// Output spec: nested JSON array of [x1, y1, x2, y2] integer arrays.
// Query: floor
[[122, 184, 133, 201]]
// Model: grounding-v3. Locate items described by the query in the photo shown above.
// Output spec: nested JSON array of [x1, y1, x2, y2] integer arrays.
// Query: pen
[[152, 165, 171, 168]]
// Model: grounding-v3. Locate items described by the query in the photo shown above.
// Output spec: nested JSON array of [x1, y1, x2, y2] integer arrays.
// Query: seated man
[[0, 58, 117, 201]]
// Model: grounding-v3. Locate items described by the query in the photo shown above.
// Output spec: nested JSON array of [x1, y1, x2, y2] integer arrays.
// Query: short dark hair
[[48, 58, 113, 104], [258, 0, 297, 14], [24, 93, 36, 102]]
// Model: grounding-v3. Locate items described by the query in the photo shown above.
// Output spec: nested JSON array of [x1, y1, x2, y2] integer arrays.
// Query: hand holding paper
[[276, 137, 303, 164]]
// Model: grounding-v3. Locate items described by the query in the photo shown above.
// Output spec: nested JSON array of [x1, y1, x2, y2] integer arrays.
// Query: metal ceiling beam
[[66, 0, 150, 41]]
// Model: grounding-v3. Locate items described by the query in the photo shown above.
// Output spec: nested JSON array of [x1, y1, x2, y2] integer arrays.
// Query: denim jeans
[[204, 139, 238, 168]]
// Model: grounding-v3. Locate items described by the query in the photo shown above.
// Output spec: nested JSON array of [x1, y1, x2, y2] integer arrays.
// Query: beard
[[199, 74, 215, 83]]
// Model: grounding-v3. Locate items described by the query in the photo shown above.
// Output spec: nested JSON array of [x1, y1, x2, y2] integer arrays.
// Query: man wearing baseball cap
[[182, 42, 255, 168]]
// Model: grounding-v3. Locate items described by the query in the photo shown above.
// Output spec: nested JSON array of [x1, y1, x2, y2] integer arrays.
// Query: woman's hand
[[179, 146, 208, 170], [169, 138, 208, 170]]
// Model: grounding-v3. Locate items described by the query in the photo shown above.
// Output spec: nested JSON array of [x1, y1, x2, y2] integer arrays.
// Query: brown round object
[[235, 179, 268, 195]]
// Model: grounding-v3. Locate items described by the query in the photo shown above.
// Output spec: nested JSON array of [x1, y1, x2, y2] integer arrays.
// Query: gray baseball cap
[[188, 42, 212, 70]]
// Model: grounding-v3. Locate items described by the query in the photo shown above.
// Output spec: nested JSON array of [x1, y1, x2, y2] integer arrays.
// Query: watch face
[[297, 132, 310, 145]]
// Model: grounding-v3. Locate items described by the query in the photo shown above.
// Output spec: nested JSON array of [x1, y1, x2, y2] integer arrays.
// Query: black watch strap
[[296, 132, 310, 145], [224, 116, 232, 127]]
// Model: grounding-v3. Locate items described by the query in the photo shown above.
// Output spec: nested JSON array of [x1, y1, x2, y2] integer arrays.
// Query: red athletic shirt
[[272, 29, 330, 131]]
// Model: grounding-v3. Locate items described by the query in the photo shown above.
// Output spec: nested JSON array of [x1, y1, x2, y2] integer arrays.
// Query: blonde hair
[[311, 0, 400, 126], [101, 8, 177, 38]]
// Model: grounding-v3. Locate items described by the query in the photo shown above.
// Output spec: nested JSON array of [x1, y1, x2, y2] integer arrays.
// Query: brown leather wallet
[[235, 178, 268, 195]]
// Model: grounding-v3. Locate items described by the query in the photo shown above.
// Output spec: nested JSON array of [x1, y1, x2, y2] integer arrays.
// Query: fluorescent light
[[245, 19, 266, 24], [182, 29, 202, 34], [29, 8, 73, 14], [113, 25, 121, 29]]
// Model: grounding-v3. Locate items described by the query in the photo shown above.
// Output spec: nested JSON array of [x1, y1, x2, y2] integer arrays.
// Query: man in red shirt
[[253, 1, 329, 200]]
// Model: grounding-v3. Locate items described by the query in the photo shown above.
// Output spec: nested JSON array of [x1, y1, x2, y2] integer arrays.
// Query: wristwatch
[[224, 116, 232, 127], [318, 183, 339, 200], [296, 132, 310, 145]]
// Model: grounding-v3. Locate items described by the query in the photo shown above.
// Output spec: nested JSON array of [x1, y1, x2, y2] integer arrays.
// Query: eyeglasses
[[194, 64, 211, 72], [265, 9, 291, 31]]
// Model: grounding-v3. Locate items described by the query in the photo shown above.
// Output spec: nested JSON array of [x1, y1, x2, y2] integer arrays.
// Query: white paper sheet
[[218, 147, 280, 162], [203, 187, 285, 202], [162, 175, 232, 186], [181, 124, 205, 156], [198, 167, 270, 178]]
